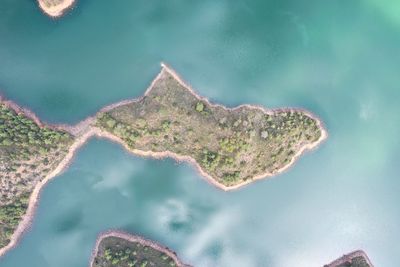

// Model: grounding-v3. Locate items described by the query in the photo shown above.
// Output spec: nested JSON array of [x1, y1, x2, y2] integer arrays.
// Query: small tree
[[195, 102, 204, 112]]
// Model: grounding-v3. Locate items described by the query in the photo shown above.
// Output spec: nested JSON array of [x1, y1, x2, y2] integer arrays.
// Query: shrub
[[195, 102, 204, 112], [202, 150, 220, 170]]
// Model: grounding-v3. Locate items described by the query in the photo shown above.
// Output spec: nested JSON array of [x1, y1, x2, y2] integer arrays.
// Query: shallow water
[[0, 0, 399, 266]]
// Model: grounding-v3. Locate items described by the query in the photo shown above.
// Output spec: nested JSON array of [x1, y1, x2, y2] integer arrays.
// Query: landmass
[[37, 0, 76, 18], [91, 231, 190, 267], [96, 64, 327, 188], [0, 63, 327, 257], [324, 250, 374, 267]]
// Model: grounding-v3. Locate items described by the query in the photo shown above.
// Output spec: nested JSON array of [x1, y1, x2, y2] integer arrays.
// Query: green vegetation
[[0, 193, 29, 247], [195, 102, 204, 112], [0, 103, 74, 248], [96, 69, 324, 187], [92, 236, 187, 267]]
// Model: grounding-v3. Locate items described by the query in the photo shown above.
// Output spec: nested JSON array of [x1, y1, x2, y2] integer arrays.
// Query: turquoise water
[[1, 0, 400, 266]]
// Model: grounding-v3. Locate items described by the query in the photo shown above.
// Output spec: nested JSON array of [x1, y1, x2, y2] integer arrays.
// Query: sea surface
[[0, 0, 400, 266]]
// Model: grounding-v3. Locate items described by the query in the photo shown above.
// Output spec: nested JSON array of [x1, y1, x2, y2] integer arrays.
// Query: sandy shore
[[37, 0, 76, 18], [0, 62, 328, 258], [90, 230, 191, 267], [325, 250, 374, 267]]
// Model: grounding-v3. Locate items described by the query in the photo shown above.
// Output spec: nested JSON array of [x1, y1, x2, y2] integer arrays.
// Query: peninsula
[[0, 63, 327, 257], [37, 0, 75, 17], [91, 231, 190, 267], [96, 64, 327, 188], [324, 250, 374, 267]]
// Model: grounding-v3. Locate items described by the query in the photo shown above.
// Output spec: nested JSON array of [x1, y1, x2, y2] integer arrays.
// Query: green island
[[96, 66, 326, 188], [91, 232, 189, 267], [324, 250, 374, 267], [0, 101, 74, 247]]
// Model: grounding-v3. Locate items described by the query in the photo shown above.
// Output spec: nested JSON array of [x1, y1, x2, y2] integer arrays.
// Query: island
[[37, 0, 75, 18], [91, 231, 190, 267], [0, 63, 327, 257], [324, 250, 374, 267]]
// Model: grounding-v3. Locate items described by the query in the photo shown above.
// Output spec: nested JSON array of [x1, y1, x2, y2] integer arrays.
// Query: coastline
[[0, 96, 44, 128], [0, 62, 328, 258], [37, 0, 76, 18], [89, 230, 190, 267], [325, 250, 374, 267]]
